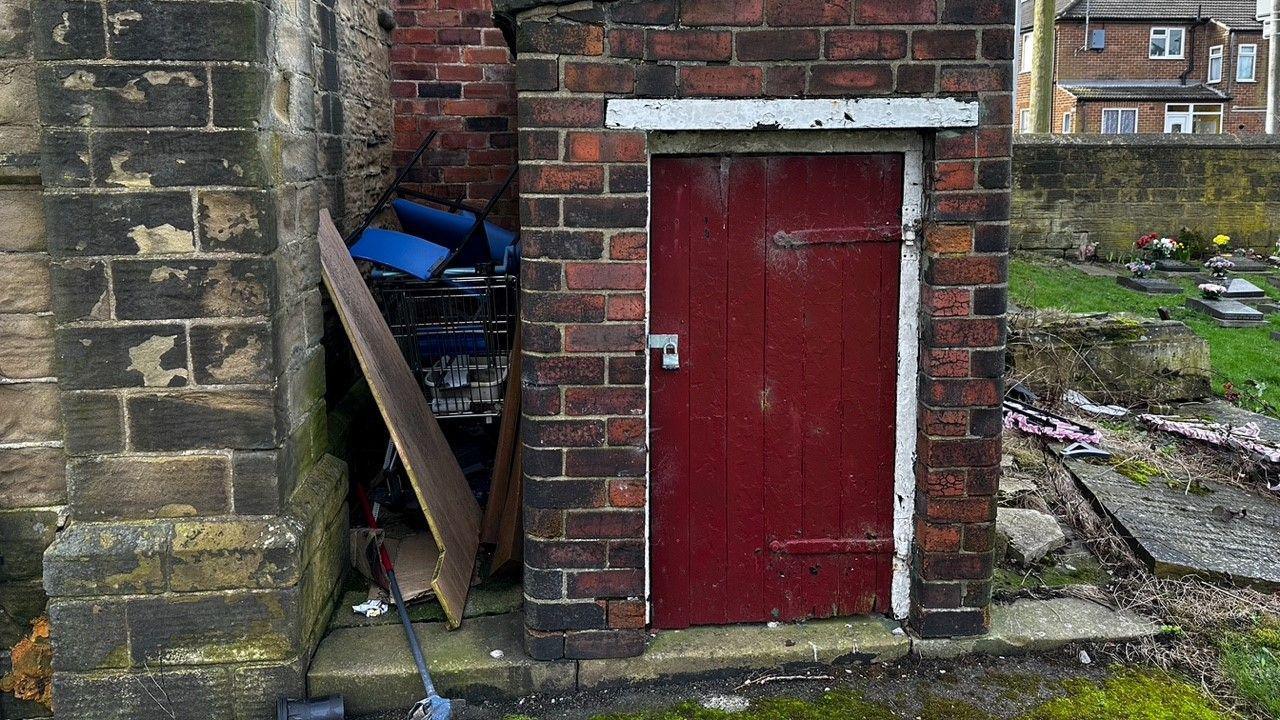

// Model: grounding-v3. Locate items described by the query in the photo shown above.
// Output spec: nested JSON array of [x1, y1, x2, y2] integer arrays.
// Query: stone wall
[[0, 2, 60, 717], [1012, 135, 1280, 257], [21, 0, 391, 717]]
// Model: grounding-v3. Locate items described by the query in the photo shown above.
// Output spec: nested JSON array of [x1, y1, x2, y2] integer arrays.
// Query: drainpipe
[[1181, 10, 1206, 86], [1029, 0, 1056, 133], [1268, 0, 1280, 133]]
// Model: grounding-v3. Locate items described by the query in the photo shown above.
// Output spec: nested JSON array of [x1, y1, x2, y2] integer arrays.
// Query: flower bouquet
[[1151, 236, 1181, 259], [1204, 256, 1234, 281], [1198, 283, 1228, 300], [1125, 260, 1153, 278]]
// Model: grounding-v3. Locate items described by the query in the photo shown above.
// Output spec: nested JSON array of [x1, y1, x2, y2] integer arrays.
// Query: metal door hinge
[[648, 334, 679, 370]]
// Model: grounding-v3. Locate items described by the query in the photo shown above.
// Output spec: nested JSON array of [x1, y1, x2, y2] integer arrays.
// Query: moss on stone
[[1218, 618, 1280, 718], [1024, 670, 1228, 720]]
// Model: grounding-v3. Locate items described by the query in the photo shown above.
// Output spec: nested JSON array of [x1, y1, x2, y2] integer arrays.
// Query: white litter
[[352, 599, 388, 618], [700, 695, 750, 713], [489, 649, 505, 659], [1078, 650, 1093, 665], [766, 621, 780, 628], [891, 627, 905, 636], [1065, 390, 1128, 418]]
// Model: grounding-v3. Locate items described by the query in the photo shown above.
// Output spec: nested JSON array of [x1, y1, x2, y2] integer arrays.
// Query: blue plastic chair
[[392, 199, 516, 268], [349, 228, 450, 281]]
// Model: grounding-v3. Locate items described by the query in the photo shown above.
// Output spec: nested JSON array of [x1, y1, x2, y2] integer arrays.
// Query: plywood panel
[[318, 210, 479, 628]]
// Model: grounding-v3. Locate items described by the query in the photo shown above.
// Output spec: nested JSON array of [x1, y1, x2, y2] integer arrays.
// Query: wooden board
[[1066, 458, 1280, 589], [318, 210, 479, 628], [481, 334, 523, 545], [649, 155, 902, 630], [489, 433, 524, 575]]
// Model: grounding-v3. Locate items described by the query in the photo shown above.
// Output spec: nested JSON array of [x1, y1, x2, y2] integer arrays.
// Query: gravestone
[[1256, 302, 1280, 315], [1153, 259, 1196, 273], [1226, 256, 1271, 273], [1185, 297, 1267, 327], [1116, 276, 1181, 294], [1222, 278, 1266, 300], [1268, 275, 1280, 291]]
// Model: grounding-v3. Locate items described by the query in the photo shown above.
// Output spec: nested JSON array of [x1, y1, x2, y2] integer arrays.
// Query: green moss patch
[[1219, 620, 1280, 718], [1024, 670, 1228, 720]]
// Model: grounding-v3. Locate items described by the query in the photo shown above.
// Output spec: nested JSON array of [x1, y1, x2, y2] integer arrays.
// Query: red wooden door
[[650, 154, 903, 630]]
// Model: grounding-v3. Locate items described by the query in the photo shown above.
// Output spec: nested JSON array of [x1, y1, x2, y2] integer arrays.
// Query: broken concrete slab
[[1116, 276, 1181, 294], [577, 616, 909, 689], [1185, 297, 1266, 327], [1065, 459, 1280, 589], [999, 472, 1039, 498], [913, 598, 1157, 659], [307, 613, 576, 716], [997, 507, 1067, 565]]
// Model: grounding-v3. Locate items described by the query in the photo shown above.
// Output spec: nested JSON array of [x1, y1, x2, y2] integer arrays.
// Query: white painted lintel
[[607, 98, 980, 131]]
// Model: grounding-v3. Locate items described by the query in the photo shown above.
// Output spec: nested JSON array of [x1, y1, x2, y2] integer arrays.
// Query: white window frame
[[1208, 44, 1224, 83], [1101, 107, 1139, 134], [1020, 32, 1034, 73], [1164, 103, 1224, 134], [1062, 111, 1074, 133], [1149, 27, 1186, 59], [1019, 108, 1032, 132], [1238, 43, 1258, 82]]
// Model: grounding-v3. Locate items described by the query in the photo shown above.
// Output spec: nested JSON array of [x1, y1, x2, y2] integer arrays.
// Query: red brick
[[646, 30, 733, 61], [929, 317, 1003, 347], [924, 496, 997, 524], [526, 539, 608, 569], [942, 0, 1013, 24], [963, 525, 995, 553], [609, 232, 648, 260], [736, 29, 821, 61], [524, 355, 605, 385], [924, 409, 968, 437], [566, 448, 646, 477], [825, 30, 908, 60], [608, 28, 645, 58], [564, 323, 645, 352], [933, 192, 1010, 223], [922, 469, 967, 498], [519, 22, 604, 55], [766, 0, 851, 25], [606, 294, 645, 320], [680, 0, 764, 25], [519, 97, 606, 128], [568, 569, 644, 598], [926, 286, 971, 317], [607, 417, 646, 446], [679, 66, 763, 97], [566, 132, 647, 163], [765, 66, 807, 96], [926, 224, 974, 253], [927, 378, 1000, 407], [566, 509, 645, 539], [926, 349, 970, 378], [913, 29, 978, 60], [916, 519, 963, 552], [854, 0, 938, 24], [608, 540, 644, 568], [607, 599, 647, 629], [896, 64, 937, 93], [608, 479, 646, 508], [809, 64, 893, 95], [523, 164, 605, 194], [523, 292, 605, 322], [565, 387, 646, 416], [526, 419, 606, 448], [608, 356, 646, 385], [940, 65, 1010, 93], [566, 263, 646, 290], [922, 437, 1001, 468], [565, 62, 636, 94]]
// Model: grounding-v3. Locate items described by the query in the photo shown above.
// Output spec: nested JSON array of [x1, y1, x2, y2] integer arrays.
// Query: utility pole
[[1029, 0, 1056, 133], [1268, 0, 1279, 133]]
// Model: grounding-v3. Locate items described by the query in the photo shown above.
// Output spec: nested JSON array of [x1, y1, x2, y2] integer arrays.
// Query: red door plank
[[651, 154, 904, 629]]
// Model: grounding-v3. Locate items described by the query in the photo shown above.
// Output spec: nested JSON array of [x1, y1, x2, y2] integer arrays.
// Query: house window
[[1062, 112, 1074, 133], [1208, 45, 1224, 83], [1020, 108, 1032, 133], [1101, 108, 1138, 134], [1238, 44, 1258, 82], [1020, 32, 1034, 73], [1150, 28, 1185, 59], [1165, 104, 1223, 134]]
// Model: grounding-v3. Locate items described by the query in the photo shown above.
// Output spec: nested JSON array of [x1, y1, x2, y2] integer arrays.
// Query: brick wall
[[390, 0, 518, 227], [1012, 134, 1280, 255], [0, 2, 60, 717], [505, 0, 1012, 660], [27, 0, 392, 715]]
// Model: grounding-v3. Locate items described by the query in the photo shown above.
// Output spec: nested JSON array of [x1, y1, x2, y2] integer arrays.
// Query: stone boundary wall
[[1012, 135, 1280, 257]]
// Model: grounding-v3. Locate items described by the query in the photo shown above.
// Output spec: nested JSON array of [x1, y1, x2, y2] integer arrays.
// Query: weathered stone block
[[0, 446, 66, 507], [198, 190, 275, 253], [52, 666, 233, 719], [37, 64, 209, 127], [126, 389, 276, 451], [0, 0, 33, 59], [231, 451, 282, 515], [45, 192, 194, 256], [92, 130, 265, 188], [0, 252, 50, 313], [190, 323, 273, 384], [232, 661, 306, 720], [68, 455, 229, 519], [38, 128, 90, 186], [31, 0, 105, 60], [43, 521, 169, 596], [127, 588, 300, 666], [112, 259, 272, 320], [0, 60, 37, 126], [0, 188, 46, 252], [170, 517, 301, 592], [279, 346, 326, 429], [48, 258, 110, 321], [60, 391, 123, 454], [106, 0, 267, 62], [0, 580, 46, 650], [56, 323, 189, 389], [0, 314, 54, 380], [0, 508, 57, 580], [47, 598, 129, 670], [211, 65, 267, 128], [0, 383, 60, 443]]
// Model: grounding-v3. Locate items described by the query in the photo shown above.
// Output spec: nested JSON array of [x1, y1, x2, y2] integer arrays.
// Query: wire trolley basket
[[371, 271, 518, 419]]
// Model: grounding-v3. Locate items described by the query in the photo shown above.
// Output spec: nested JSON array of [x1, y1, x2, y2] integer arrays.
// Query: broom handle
[[354, 485, 437, 699]]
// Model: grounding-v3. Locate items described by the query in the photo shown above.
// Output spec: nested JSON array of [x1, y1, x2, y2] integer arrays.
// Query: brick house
[[1014, 0, 1272, 134]]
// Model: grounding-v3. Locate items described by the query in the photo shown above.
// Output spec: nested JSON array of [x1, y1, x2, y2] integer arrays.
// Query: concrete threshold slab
[[308, 613, 576, 717], [578, 616, 910, 689], [913, 598, 1157, 659]]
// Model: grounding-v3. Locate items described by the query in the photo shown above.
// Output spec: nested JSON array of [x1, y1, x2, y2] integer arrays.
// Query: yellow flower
[[1213, 234, 1231, 246]]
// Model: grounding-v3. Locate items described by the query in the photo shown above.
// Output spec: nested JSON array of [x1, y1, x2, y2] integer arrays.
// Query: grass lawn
[[1009, 257, 1280, 410]]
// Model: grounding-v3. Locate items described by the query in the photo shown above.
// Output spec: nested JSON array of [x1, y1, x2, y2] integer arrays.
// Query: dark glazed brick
[[912, 608, 989, 638], [524, 628, 566, 660], [608, 0, 678, 25], [38, 65, 210, 127], [106, 1, 267, 61], [525, 600, 606, 631], [564, 629, 646, 659], [32, 0, 105, 59]]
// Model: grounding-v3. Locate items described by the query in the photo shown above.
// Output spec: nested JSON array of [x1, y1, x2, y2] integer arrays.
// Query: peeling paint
[[148, 265, 189, 282], [107, 10, 141, 35], [107, 152, 153, 188], [129, 224, 196, 254], [126, 335, 188, 387]]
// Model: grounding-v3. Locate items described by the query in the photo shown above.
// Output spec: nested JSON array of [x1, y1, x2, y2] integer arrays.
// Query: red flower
[[1137, 233, 1157, 249]]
